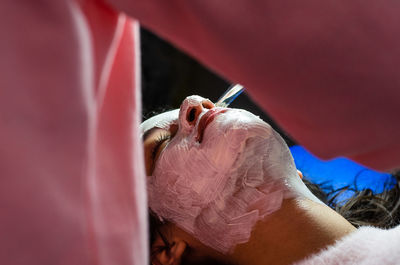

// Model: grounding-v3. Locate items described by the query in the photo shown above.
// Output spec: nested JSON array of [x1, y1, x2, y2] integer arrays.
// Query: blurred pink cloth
[[2, 0, 400, 265], [0, 1, 147, 264], [109, 0, 400, 171]]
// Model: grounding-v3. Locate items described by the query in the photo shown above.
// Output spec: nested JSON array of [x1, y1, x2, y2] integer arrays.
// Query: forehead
[[140, 109, 179, 137]]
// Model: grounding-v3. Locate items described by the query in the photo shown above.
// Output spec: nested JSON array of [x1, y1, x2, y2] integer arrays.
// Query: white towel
[[295, 225, 400, 265]]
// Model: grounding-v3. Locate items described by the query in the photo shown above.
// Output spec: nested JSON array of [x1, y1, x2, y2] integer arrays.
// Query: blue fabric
[[290, 145, 396, 203]]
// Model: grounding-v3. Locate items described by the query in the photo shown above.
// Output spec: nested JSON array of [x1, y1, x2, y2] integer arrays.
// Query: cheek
[[153, 142, 223, 203], [150, 127, 251, 214]]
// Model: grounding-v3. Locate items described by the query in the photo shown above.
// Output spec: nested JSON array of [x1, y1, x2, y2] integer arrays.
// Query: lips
[[196, 108, 227, 143]]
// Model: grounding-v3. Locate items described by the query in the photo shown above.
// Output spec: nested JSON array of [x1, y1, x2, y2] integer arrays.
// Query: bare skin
[[230, 198, 355, 265], [152, 195, 356, 265]]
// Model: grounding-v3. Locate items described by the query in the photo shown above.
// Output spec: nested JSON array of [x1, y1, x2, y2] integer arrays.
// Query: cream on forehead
[[146, 96, 321, 254]]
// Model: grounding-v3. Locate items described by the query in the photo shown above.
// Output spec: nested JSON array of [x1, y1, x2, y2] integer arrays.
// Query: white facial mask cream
[[144, 96, 321, 254]]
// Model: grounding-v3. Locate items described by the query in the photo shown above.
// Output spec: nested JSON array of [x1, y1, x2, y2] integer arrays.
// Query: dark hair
[[149, 171, 400, 265], [303, 171, 400, 229]]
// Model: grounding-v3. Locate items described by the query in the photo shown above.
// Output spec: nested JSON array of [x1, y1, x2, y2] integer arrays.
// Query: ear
[[152, 240, 187, 265], [297, 170, 303, 179]]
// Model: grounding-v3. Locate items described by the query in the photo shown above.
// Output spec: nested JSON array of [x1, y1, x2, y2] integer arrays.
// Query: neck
[[228, 198, 356, 265]]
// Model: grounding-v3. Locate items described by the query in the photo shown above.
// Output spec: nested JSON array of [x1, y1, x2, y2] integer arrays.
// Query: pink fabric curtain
[[0, 1, 147, 264], [109, 0, 400, 171]]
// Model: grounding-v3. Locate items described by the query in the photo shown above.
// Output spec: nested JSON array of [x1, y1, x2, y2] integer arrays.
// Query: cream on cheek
[[147, 109, 320, 254]]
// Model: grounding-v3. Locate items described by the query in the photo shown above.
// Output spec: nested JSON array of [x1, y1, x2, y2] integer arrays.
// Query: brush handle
[[215, 84, 245, 107]]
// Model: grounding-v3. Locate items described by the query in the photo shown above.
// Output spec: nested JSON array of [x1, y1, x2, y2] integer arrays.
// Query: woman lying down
[[141, 96, 400, 265]]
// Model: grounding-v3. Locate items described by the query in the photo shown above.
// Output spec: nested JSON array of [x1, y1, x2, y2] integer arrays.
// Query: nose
[[179, 96, 214, 131], [186, 99, 214, 125]]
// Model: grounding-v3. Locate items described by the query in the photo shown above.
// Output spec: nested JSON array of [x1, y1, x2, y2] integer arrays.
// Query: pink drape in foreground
[[0, 1, 147, 264]]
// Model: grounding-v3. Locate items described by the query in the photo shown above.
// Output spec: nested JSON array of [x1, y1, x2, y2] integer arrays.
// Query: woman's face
[[141, 95, 301, 254]]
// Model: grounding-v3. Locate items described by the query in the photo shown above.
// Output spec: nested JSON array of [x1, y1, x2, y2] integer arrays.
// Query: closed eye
[[151, 133, 171, 160], [143, 124, 178, 175]]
